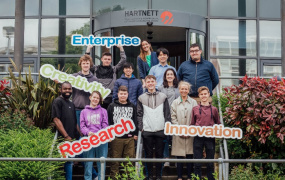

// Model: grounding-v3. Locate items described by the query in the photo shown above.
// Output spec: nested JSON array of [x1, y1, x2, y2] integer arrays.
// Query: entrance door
[[112, 26, 187, 78]]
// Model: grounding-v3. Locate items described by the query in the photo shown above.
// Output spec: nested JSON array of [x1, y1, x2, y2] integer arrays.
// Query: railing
[[0, 157, 284, 180]]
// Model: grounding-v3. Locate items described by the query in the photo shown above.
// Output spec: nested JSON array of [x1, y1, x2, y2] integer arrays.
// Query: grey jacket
[[91, 51, 126, 98], [158, 85, 180, 107], [137, 91, 171, 132]]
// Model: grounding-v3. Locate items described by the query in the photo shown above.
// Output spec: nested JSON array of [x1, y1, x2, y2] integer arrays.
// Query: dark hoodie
[[72, 71, 97, 110], [107, 99, 138, 138]]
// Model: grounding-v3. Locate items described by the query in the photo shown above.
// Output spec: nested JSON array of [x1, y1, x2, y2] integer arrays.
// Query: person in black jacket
[[86, 45, 126, 109], [107, 85, 138, 179], [177, 43, 219, 103]]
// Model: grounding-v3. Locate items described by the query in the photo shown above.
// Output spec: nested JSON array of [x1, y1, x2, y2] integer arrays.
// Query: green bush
[[0, 108, 33, 131], [0, 128, 64, 180], [0, 59, 60, 128], [108, 158, 145, 180], [229, 164, 285, 180]]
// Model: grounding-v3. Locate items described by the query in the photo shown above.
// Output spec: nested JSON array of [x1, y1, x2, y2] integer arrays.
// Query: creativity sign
[[40, 64, 111, 99], [58, 118, 135, 158]]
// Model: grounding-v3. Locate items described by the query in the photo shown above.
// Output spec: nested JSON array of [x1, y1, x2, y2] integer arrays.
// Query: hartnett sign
[[40, 64, 111, 99]]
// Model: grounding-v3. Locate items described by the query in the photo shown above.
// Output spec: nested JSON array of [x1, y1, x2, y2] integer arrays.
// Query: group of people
[[52, 41, 220, 180]]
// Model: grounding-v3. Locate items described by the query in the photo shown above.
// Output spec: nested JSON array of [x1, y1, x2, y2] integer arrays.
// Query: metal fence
[[0, 157, 284, 180]]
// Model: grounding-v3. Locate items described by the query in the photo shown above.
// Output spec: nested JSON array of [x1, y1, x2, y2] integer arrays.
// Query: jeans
[[76, 110, 98, 179], [64, 161, 73, 180], [193, 137, 215, 180], [177, 154, 194, 179], [84, 143, 108, 180], [142, 131, 165, 178]]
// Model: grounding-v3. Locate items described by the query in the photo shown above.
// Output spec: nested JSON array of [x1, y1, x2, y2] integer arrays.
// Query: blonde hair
[[178, 81, 192, 92], [198, 86, 210, 94], [78, 55, 94, 67]]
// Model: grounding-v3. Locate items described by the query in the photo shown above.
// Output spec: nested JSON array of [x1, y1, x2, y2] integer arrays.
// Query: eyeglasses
[[189, 50, 201, 54]]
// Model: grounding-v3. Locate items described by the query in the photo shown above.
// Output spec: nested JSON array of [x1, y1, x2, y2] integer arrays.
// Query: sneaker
[[164, 162, 170, 166], [93, 177, 98, 180]]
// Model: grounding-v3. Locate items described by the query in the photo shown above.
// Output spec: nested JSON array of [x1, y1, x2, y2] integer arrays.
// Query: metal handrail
[[216, 86, 229, 180], [48, 130, 58, 180], [1, 157, 284, 180], [135, 131, 143, 177]]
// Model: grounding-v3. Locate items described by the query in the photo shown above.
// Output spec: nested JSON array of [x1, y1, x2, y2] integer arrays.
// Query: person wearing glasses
[[177, 43, 219, 103]]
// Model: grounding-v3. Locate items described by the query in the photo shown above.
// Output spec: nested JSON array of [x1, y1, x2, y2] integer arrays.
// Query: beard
[[62, 92, 72, 99]]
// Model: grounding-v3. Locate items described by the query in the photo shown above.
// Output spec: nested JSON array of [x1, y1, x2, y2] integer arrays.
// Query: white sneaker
[[93, 177, 98, 180], [164, 162, 170, 166]]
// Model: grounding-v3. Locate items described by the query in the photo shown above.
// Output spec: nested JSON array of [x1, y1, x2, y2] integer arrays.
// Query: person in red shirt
[[191, 86, 221, 180]]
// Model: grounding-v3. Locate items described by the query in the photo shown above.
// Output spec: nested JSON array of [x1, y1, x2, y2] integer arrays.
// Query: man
[[137, 75, 171, 180], [177, 43, 219, 103], [52, 81, 80, 180], [86, 45, 126, 109], [72, 54, 98, 180], [112, 62, 143, 106], [73, 54, 97, 125], [107, 85, 138, 179], [149, 48, 176, 88], [191, 86, 221, 180]]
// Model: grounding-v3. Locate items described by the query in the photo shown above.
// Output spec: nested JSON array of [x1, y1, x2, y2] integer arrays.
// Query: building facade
[[0, 0, 282, 89]]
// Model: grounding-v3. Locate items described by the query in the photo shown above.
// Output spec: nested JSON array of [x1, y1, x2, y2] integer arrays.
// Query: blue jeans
[[84, 143, 108, 180], [64, 161, 73, 180], [76, 110, 98, 179]]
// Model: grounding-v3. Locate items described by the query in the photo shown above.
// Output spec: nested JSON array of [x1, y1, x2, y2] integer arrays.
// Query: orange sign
[[160, 11, 174, 25]]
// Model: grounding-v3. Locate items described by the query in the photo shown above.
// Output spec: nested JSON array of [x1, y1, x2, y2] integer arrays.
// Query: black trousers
[[193, 137, 215, 180], [142, 130, 165, 178], [177, 154, 194, 179]]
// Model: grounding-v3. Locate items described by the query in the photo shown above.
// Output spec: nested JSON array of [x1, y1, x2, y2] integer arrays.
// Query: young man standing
[[137, 75, 171, 180], [107, 85, 138, 179], [149, 48, 176, 87], [112, 62, 143, 106], [177, 43, 219, 103], [86, 45, 126, 109], [73, 54, 97, 126], [52, 81, 80, 180], [191, 86, 221, 180]]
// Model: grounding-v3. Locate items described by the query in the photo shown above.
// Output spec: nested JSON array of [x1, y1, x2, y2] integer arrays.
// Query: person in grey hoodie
[[86, 45, 126, 109], [80, 91, 109, 180], [137, 75, 171, 180]]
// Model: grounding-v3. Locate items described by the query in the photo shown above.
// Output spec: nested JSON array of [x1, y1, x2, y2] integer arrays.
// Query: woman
[[137, 40, 159, 87], [171, 81, 198, 180], [158, 68, 180, 166], [80, 91, 109, 180]]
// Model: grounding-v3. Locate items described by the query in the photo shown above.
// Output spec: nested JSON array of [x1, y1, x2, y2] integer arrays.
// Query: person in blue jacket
[[137, 40, 159, 88], [113, 62, 143, 106], [177, 43, 219, 103]]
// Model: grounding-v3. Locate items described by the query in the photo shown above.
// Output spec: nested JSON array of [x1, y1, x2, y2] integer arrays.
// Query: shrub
[[0, 59, 60, 128], [0, 108, 33, 131], [229, 164, 285, 180], [108, 158, 145, 180], [224, 75, 285, 172], [0, 128, 64, 180]]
